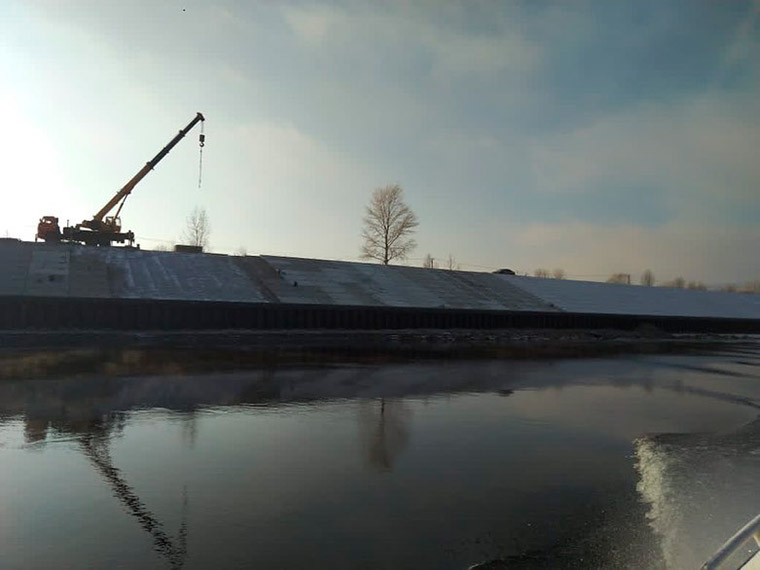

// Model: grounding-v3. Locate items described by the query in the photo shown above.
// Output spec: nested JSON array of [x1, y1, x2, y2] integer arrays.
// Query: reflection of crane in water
[[25, 410, 189, 570], [79, 432, 188, 569]]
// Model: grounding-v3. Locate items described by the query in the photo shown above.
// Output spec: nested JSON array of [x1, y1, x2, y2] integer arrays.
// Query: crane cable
[[198, 121, 205, 189]]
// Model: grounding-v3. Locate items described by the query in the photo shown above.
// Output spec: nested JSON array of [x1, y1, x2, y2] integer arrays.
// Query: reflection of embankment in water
[[0, 361, 540, 420], [635, 417, 760, 568], [3, 336, 756, 381]]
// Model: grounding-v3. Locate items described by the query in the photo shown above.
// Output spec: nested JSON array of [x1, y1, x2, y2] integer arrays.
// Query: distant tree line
[[606, 269, 757, 293], [533, 268, 565, 279], [528, 267, 758, 293], [421, 254, 460, 270]]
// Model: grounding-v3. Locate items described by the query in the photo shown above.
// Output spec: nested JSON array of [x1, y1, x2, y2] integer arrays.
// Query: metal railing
[[702, 514, 760, 569]]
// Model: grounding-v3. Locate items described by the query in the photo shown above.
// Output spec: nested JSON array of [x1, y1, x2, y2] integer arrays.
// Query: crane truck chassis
[[37, 112, 205, 247]]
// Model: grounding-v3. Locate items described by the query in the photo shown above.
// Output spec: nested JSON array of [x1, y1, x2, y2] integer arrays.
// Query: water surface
[[1, 342, 759, 569]]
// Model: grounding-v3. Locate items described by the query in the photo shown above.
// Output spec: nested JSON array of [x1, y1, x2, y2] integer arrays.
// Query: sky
[[1, 0, 758, 285]]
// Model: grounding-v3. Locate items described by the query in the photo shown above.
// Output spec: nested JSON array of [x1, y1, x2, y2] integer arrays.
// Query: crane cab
[[36, 216, 61, 242], [104, 216, 122, 233]]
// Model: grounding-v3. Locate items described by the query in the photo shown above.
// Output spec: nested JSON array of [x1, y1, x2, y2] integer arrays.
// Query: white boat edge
[[702, 513, 760, 569]]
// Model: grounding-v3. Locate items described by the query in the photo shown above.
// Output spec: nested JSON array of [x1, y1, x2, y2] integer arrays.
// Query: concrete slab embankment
[[0, 240, 758, 334], [501, 274, 760, 319]]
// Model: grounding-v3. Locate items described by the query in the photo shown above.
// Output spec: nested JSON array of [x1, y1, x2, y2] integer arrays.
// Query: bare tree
[[741, 280, 760, 294], [422, 254, 437, 269], [234, 246, 248, 257], [445, 254, 459, 271], [665, 277, 686, 289], [607, 273, 631, 284], [640, 269, 655, 286], [360, 184, 418, 265], [552, 268, 566, 280], [534, 268, 550, 278], [182, 206, 210, 249]]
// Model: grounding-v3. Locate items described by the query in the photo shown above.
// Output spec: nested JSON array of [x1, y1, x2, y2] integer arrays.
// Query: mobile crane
[[37, 112, 205, 246]]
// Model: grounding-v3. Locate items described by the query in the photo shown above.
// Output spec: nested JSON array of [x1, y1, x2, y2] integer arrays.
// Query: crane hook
[[198, 121, 205, 189]]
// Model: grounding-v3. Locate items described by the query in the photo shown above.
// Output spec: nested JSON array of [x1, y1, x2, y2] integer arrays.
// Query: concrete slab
[[232, 257, 282, 303], [69, 247, 111, 298], [0, 240, 32, 295], [261, 256, 558, 311], [25, 247, 70, 297], [103, 249, 270, 303]]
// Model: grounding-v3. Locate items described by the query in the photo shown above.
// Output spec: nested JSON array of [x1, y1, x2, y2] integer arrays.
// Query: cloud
[[526, 1, 758, 127], [281, 4, 343, 44], [721, 0, 760, 74], [418, 23, 539, 80], [527, 92, 760, 224], [281, 2, 539, 79]]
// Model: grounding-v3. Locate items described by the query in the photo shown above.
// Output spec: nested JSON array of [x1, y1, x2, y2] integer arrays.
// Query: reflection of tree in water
[[23, 410, 189, 569], [180, 412, 198, 448], [358, 398, 411, 472]]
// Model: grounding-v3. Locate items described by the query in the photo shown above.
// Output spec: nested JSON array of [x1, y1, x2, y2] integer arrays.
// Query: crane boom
[[91, 112, 205, 223]]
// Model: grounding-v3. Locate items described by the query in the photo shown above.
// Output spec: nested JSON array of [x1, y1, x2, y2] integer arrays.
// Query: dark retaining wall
[[0, 296, 758, 334]]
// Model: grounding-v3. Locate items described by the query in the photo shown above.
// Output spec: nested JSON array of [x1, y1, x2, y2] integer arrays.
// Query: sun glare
[[0, 93, 83, 239]]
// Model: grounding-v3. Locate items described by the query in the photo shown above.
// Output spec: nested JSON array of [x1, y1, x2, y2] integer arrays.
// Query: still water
[[1, 342, 760, 569]]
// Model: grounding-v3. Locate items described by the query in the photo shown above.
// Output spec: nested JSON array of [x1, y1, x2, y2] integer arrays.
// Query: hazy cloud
[[510, 221, 760, 284]]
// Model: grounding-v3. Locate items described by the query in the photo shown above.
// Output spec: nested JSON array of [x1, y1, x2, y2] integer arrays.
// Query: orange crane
[[37, 112, 205, 246]]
